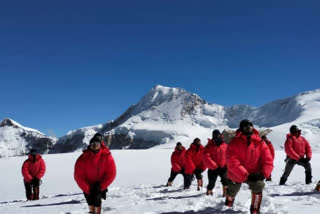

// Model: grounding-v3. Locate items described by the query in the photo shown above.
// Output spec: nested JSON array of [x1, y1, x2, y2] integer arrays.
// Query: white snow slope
[[1, 150, 320, 214]]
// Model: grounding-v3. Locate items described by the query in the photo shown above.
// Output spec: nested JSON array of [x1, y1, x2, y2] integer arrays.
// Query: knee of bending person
[[226, 181, 241, 197], [251, 180, 265, 193]]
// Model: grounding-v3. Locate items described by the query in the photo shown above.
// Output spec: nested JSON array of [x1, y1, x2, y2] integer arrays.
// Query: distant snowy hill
[[50, 85, 320, 153], [0, 119, 56, 157], [49, 124, 103, 153]]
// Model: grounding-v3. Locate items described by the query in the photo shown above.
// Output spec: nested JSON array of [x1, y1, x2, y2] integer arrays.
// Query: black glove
[[90, 182, 101, 196], [31, 178, 41, 186], [101, 188, 108, 200], [247, 173, 265, 182], [301, 158, 310, 163], [288, 159, 297, 164]]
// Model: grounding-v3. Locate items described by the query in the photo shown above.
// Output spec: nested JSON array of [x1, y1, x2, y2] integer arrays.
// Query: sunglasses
[[90, 141, 101, 145]]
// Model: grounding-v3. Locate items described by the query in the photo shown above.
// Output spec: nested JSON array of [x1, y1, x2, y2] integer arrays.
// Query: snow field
[[0, 150, 320, 213]]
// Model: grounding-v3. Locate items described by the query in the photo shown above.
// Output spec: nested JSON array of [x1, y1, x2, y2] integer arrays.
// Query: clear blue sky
[[1, 0, 319, 137]]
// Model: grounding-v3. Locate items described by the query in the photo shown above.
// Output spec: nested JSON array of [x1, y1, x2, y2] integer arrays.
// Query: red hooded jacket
[[22, 154, 46, 183], [185, 143, 206, 174], [74, 143, 116, 194], [171, 146, 186, 173], [203, 139, 228, 170], [226, 129, 274, 183], [264, 139, 275, 159], [284, 133, 312, 161]]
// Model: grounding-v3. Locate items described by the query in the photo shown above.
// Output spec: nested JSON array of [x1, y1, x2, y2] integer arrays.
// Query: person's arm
[[22, 161, 33, 182], [203, 150, 217, 170], [226, 141, 249, 183], [303, 137, 312, 160], [100, 154, 117, 191], [184, 151, 195, 174], [171, 152, 181, 172], [74, 155, 90, 194], [260, 142, 274, 179], [36, 158, 46, 179]]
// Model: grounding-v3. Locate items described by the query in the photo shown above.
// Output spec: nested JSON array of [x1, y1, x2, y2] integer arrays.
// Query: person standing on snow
[[261, 135, 275, 181], [21, 149, 46, 201], [166, 142, 187, 187], [184, 138, 206, 190], [279, 125, 312, 185], [225, 120, 273, 214], [203, 129, 228, 196], [74, 135, 116, 214]]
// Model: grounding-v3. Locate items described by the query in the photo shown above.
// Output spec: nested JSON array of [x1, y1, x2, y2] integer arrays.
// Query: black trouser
[[184, 169, 203, 189], [84, 189, 108, 207], [168, 169, 185, 182], [24, 181, 40, 200], [207, 167, 228, 190], [281, 158, 312, 180]]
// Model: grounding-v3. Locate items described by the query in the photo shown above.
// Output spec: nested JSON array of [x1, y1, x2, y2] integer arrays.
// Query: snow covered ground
[[1, 149, 320, 214]]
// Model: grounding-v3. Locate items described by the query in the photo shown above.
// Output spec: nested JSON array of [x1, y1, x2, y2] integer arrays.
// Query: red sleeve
[[268, 143, 275, 159], [22, 160, 33, 182], [170, 152, 181, 172], [36, 159, 46, 179], [303, 137, 312, 159], [203, 150, 217, 170], [74, 155, 90, 194], [260, 142, 274, 178], [100, 154, 117, 191], [226, 141, 249, 182], [184, 151, 195, 174], [285, 137, 300, 160]]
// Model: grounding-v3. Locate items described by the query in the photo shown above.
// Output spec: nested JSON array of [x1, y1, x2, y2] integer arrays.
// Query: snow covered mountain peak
[[134, 85, 205, 115], [0, 118, 56, 157], [0, 118, 43, 134], [1, 118, 24, 128]]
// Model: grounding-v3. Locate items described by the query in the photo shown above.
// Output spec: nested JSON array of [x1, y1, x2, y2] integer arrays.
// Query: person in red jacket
[[166, 142, 186, 186], [203, 129, 228, 196], [74, 136, 116, 214], [261, 135, 275, 181], [21, 149, 46, 201], [279, 125, 312, 185], [184, 138, 206, 190], [225, 120, 273, 214]]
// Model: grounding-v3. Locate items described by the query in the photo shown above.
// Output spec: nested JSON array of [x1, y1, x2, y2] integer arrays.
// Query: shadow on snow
[[21, 199, 83, 208], [160, 207, 244, 214], [271, 191, 320, 198], [147, 193, 204, 201]]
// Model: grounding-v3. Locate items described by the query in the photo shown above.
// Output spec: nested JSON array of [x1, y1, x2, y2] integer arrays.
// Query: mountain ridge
[[1, 85, 320, 156]]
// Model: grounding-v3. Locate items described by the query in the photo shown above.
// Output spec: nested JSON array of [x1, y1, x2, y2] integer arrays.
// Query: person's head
[[29, 149, 38, 158], [93, 133, 103, 142], [239, 119, 254, 135], [212, 129, 221, 140], [290, 125, 301, 137], [176, 142, 183, 150], [193, 138, 201, 146], [89, 137, 101, 152]]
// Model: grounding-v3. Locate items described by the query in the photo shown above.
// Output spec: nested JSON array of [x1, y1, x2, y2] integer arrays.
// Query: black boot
[[306, 171, 312, 184], [279, 177, 287, 185]]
